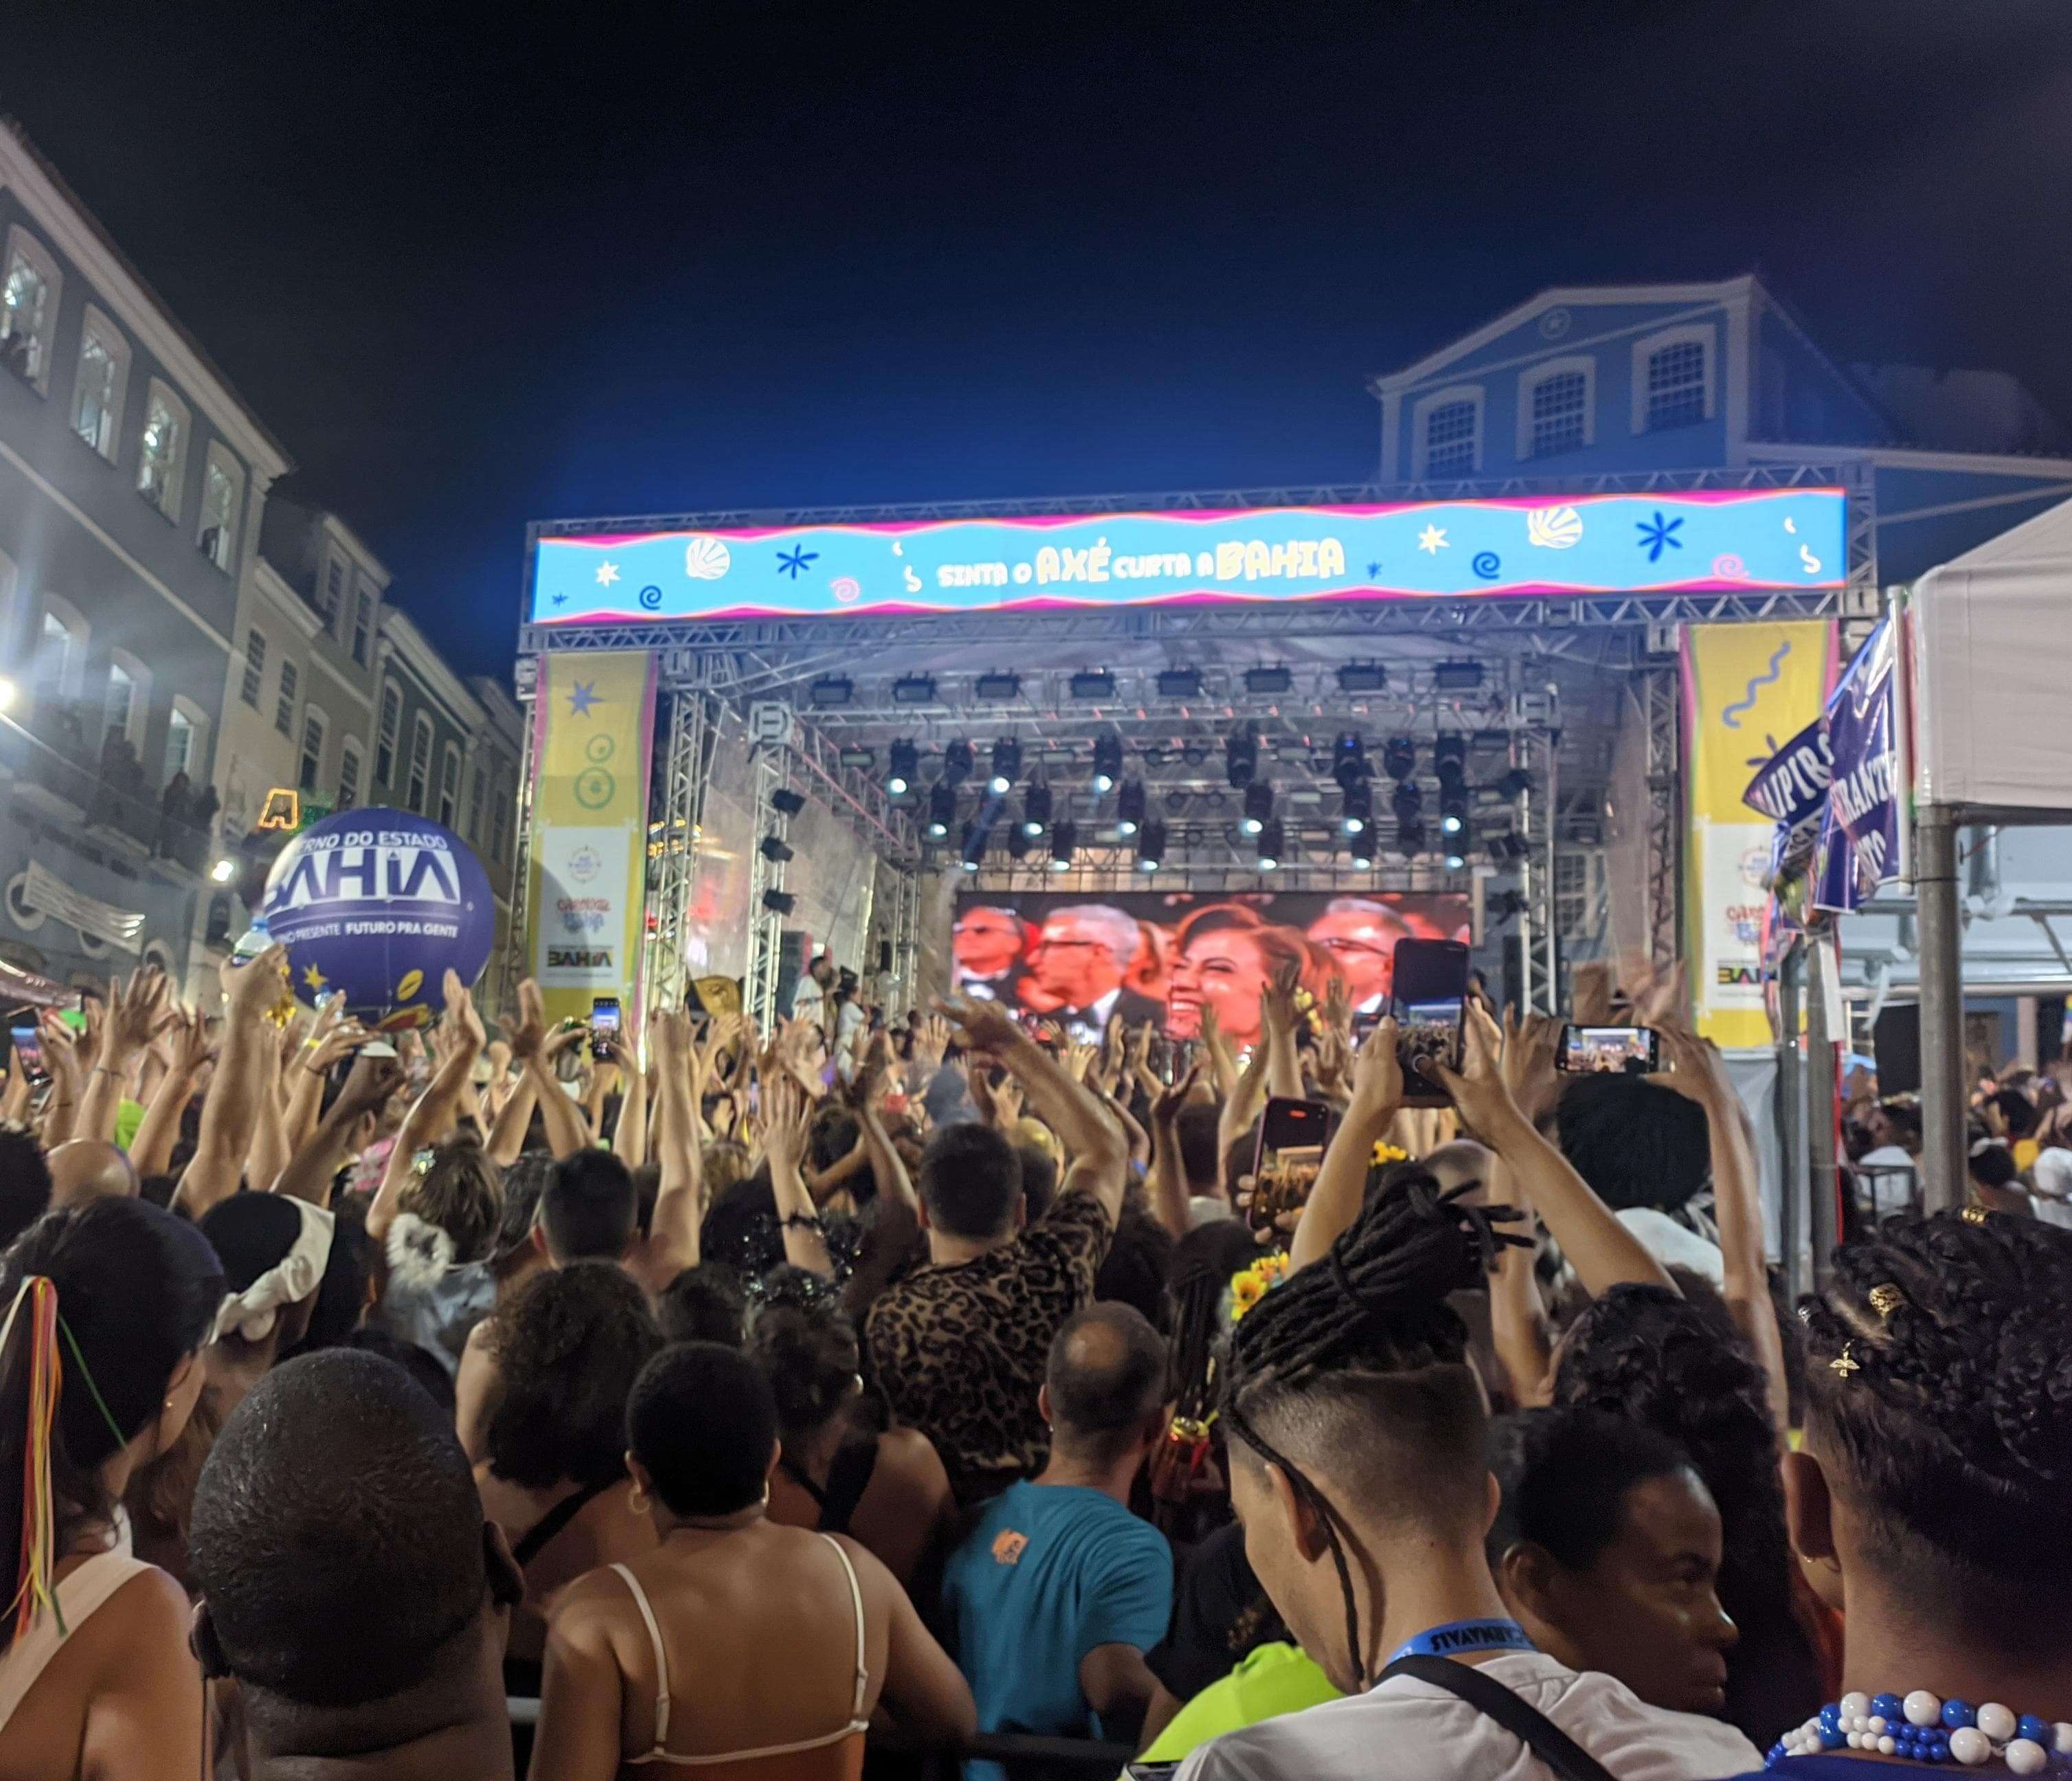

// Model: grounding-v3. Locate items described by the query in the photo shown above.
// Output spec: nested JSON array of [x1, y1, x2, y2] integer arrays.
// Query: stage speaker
[[1874, 1003, 1921, 1097], [879, 939, 893, 974]]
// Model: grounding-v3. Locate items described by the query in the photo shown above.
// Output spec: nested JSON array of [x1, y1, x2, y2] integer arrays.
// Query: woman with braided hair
[[1733, 1208, 2072, 1778], [1170, 1178, 1758, 1781]]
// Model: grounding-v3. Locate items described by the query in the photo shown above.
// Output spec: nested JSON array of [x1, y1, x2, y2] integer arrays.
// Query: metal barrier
[[506, 1701, 1136, 1777]]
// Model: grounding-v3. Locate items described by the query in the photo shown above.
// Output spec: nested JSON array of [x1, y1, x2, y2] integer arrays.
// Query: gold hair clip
[[1961, 1203, 1990, 1226], [1830, 1342, 1860, 1378], [1867, 1284, 1904, 1320]]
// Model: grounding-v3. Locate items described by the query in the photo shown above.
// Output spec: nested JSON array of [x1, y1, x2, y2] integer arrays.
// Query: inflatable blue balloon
[[258, 807, 495, 1029]]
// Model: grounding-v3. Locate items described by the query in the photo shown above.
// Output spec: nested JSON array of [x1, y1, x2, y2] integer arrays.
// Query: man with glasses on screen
[[953, 904, 1033, 1007], [1305, 899, 1413, 1016], [1029, 906, 1163, 1033]]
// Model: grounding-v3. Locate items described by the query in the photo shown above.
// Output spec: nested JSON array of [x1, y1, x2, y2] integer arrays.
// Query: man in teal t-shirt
[[941, 1303, 1175, 1781]]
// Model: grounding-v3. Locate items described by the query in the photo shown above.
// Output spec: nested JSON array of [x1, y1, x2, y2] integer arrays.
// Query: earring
[[628, 1481, 650, 1514]]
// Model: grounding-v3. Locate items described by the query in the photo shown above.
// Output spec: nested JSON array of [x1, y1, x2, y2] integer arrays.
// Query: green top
[[113, 1099, 145, 1154], [1134, 1642, 1342, 1769]]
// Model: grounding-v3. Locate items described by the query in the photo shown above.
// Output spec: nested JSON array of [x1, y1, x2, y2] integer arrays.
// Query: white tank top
[[0, 1514, 154, 1734]]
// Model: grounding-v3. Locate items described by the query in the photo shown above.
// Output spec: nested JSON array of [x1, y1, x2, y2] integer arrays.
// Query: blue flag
[[1812, 618, 1904, 913]]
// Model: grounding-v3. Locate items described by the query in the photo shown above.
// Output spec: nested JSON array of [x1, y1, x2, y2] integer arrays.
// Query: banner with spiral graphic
[[526, 651, 658, 1029]]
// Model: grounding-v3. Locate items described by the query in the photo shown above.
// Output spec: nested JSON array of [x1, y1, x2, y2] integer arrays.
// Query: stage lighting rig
[[1241, 781, 1274, 837], [1050, 822, 1077, 872], [1136, 818, 1166, 872], [924, 782, 956, 840], [942, 740, 974, 787], [960, 821, 988, 873], [1434, 734, 1468, 788], [809, 676, 853, 708], [1337, 662, 1387, 694], [892, 675, 936, 706], [976, 671, 1022, 701], [1383, 735, 1417, 782], [1432, 660, 1485, 692], [1226, 729, 1258, 788], [1156, 667, 1202, 699], [1391, 781, 1423, 825], [1397, 818, 1426, 853], [989, 738, 1022, 796], [1489, 831, 1531, 864], [758, 836, 793, 863], [772, 788, 807, 816], [1006, 825, 1033, 861], [887, 741, 919, 796], [1092, 734, 1123, 794], [1333, 732, 1369, 793], [762, 889, 795, 914], [1496, 767, 1533, 798], [1116, 781, 1146, 837], [1348, 840, 1375, 871], [1245, 665, 1293, 695], [1255, 819, 1285, 873], [1021, 781, 1052, 837], [1341, 782, 1372, 836], [1440, 787, 1470, 838], [1070, 670, 1116, 701]]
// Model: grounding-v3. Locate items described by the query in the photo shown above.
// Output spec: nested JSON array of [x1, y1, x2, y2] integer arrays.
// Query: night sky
[[8, 3, 2069, 678]]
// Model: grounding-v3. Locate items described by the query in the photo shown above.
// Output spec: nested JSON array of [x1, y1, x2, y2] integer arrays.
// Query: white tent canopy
[[1913, 494, 2072, 814]]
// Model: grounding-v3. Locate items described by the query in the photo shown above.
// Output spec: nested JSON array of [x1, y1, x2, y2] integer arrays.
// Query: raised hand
[[1152, 1063, 1202, 1128], [1262, 960, 1303, 1035], [1347, 1017, 1404, 1118], [1651, 1025, 1734, 1109], [758, 1072, 814, 1176], [223, 942, 291, 1018], [333, 1051, 407, 1121], [1322, 974, 1353, 1038], [442, 969, 486, 1053], [508, 978, 549, 1064], [934, 993, 1021, 1060], [1425, 1000, 1521, 1136], [1499, 1007, 1564, 1127], [102, 966, 173, 1066]]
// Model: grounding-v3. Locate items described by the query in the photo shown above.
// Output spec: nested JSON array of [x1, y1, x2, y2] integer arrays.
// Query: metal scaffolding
[[1643, 662, 1682, 970], [639, 689, 708, 1016]]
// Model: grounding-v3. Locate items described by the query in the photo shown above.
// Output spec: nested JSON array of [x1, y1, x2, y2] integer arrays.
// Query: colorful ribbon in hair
[[0, 1276, 65, 1642]]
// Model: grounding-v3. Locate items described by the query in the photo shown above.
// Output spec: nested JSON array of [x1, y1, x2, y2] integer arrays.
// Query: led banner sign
[[529, 489, 1848, 626]]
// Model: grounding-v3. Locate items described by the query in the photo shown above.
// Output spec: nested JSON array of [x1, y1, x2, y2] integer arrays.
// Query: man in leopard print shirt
[[866, 997, 1130, 1503]]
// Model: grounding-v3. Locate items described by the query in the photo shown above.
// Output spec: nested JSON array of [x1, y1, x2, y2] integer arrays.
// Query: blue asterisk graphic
[[1636, 511, 1685, 563], [550, 590, 567, 606], [566, 681, 601, 718], [1365, 561, 1382, 579], [776, 546, 820, 580]]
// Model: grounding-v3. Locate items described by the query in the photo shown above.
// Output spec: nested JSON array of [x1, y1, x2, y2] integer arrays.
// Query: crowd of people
[[0, 939, 2067, 1781]]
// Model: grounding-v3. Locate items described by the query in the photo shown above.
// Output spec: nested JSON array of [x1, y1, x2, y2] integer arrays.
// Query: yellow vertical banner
[[1682, 620, 1836, 1047], [526, 651, 658, 1030]]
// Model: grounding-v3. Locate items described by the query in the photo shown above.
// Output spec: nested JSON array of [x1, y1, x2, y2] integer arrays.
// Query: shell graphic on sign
[[683, 536, 732, 580], [1525, 506, 1585, 550]]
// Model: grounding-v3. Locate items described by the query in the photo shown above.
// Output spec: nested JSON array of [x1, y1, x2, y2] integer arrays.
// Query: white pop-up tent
[[1907, 494, 2072, 1200]]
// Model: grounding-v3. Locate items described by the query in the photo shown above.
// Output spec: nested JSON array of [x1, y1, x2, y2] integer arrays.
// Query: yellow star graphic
[[302, 963, 328, 992]]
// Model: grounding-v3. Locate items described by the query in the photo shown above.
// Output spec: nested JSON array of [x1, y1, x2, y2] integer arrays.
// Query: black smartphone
[[8, 1024, 46, 1088], [1558, 1023, 1662, 1075], [589, 996, 622, 1060], [1250, 1095, 1333, 1234], [1391, 938, 1471, 1107]]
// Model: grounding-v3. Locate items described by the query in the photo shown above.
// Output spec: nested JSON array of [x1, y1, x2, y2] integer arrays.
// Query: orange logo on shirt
[[991, 1530, 1028, 1566]]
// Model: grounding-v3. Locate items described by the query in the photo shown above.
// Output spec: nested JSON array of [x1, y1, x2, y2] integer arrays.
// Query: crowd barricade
[[506, 1699, 1138, 1778]]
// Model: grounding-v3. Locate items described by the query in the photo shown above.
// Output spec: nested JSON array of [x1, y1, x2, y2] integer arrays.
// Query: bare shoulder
[[89, 1565, 194, 1674], [875, 1429, 951, 1496], [549, 1562, 638, 1626]]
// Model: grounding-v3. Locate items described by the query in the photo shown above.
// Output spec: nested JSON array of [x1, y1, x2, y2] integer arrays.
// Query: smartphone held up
[[1389, 938, 1470, 1107], [1557, 1023, 1661, 1075]]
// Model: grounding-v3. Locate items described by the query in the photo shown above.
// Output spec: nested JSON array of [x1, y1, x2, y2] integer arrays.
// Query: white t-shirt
[[791, 973, 829, 1020], [1172, 1652, 1759, 1781]]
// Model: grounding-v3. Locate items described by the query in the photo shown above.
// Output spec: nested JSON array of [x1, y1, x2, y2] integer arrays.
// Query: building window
[[1413, 388, 1483, 478], [1, 227, 60, 392], [438, 743, 461, 829], [468, 761, 486, 841], [1519, 359, 1593, 460], [165, 699, 205, 783], [350, 587, 373, 665], [1632, 326, 1715, 433], [376, 683, 401, 784], [71, 307, 130, 460], [337, 741, 361, 811], [240, 630, 267, 708], [407, 715, 433, 814], [136, 381, 189, 519], [489, 774, 508, 864], [275, 660, 297, 737], [322, 555, 346, 631], [198, 443, 245, 572], [103, 653, 150, 748], [36, 600, 89, 702], [299, 710, 325, 793]]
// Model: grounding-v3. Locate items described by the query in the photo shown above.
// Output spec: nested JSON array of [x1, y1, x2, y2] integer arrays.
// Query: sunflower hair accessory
[[1370, 1139, 1410, 1167], [1961, 1203, 1990, 1226], [1228, 1253, 1289, 1323]]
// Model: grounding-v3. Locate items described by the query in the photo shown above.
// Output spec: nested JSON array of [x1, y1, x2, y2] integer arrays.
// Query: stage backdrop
[[526, 651, 658, 1031], [1682, 620, 1837, 1046], [951, 889, 1470, 1046], [683, 708, 756, 987]]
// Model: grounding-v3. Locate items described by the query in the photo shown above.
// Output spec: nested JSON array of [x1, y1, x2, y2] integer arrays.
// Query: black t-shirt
[[1145, 1521, 1285, 1703]]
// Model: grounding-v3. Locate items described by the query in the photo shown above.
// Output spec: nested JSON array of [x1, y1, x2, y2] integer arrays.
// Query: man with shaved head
[[941, 1303, 1175, 1775], [45, 1138, 138, 1209]]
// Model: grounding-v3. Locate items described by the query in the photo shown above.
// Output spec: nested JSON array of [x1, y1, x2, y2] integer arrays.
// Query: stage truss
[[508, 461, 1877, 1018]]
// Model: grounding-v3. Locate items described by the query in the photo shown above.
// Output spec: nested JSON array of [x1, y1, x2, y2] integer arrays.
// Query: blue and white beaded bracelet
[[1770, 1690, 2072, 1771]]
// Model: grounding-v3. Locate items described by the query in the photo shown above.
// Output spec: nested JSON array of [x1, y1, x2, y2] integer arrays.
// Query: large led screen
[[950, 888, 1472, 1046], [530, 489, 1848, 625]]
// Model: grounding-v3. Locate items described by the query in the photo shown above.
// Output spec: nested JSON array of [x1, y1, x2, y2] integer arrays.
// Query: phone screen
[[589, 997, 621, 1060], [1559, 1024, 1661, 1075], [9, 1025, 45, 1086], [1390, 939, 1470, 1107], [1250, 1096, 1333, 1235]]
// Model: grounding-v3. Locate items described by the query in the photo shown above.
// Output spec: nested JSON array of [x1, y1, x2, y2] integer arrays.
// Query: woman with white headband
[[0, 1196, 223, 1779]]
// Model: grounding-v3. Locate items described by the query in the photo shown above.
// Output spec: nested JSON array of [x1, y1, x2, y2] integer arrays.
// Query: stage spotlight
[[1332, 732, 1368, 792], [892, 675, 936, 706], [1021, 781, 1052, 837], [1070, 670, 1116, 701], [1391, 781, 1423, 823], [1434, 734, 1468, 788], [758, 835, 793, 863], [924, 781, 956, 840], [960, 821, 989, 873], [988, 737, 1022, 796], [772, 787, 807, 816], [1397, 817, 1426, 853], [1443, 841, 1468, 871], [1383, 735, 1417, 782], [1440, 787, 1470, 836], [1433, 660, 1485, 692], [1006, 824, 1033, 861], [762, 888, 796, 915], [1156, 667, 1202, 699], [976, 670, 1022, 701], [1136, 818, 1167, 873], [809, 676, 853, 708], [1349, 842, 1375, 871], [1050, 821, 1078, 872], [1092, 734, 1123, 794], [1341, 781, 1372, 836], [1241, 781, 1274, 836], [1337, 662, 1386, 694], [1116, 781, 1146, 837], [1245, 664, 1293, 695], [1489, 830, 1531, 863], [1225, 729, 1258, 789], [887, 740, 919, 796], [1256, 819, 1285, 873], [942, 740, 974, 786], [1489, 889, 1529, 923], [838, 747, 874, 773], [1496, 767, 1533, 798]]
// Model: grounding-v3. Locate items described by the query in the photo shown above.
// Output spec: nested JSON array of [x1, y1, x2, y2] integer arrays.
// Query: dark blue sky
[[9, 2, 2070, 677]]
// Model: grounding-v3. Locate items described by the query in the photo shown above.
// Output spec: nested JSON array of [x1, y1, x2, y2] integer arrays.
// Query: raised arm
[[1290, 1020, 1404, 1273], [1217, 1035, 1270, 1190], [1429, 1005, 1674, 1297], [76, 967, 170, 1145], [604, 1035, 649, 1167], [760, 1072, 833, 1278], [1261, 965, 1305, 1103], [640, 1006, 703, 1283], [129, 1007, 213, 1179], [1195, 998, 1239, 1105], [1147, 1066, 1202, 1240], [270, 1054, 405, 1209], [1483, 1152, 1554, 1406], [368, 970, 486, 1246], [178, 944, 289, 1217]]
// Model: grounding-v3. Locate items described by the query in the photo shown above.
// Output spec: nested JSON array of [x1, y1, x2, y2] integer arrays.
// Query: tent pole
[[1915, 803, 1967, 1213]]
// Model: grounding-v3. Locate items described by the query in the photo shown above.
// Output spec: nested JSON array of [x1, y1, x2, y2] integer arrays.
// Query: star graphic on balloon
[[595, 561, 620, 587], [776, 546, 820, 580], [1417, 525, 1449, 555], [567, 681, 601, 717], [302, 963, 328, 992]]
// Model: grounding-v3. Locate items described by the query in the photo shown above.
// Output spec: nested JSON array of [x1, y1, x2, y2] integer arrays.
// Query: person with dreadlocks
[[1739, 1207, 2072, 1777], [1169, 1178, 1759, 1780]]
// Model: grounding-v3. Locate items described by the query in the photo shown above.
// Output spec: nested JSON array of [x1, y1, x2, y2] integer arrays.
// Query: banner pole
[[1915, 803, 1967, 1213]]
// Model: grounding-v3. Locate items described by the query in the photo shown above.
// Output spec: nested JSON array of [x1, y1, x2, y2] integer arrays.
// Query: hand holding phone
[[8, 1025, 46, 1088], [1557, 1024, 1662, 1075], [1250, 1096, 1333, 1235], [589, 996, 622, 1061], [1390, 939, 1471, 1108]]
